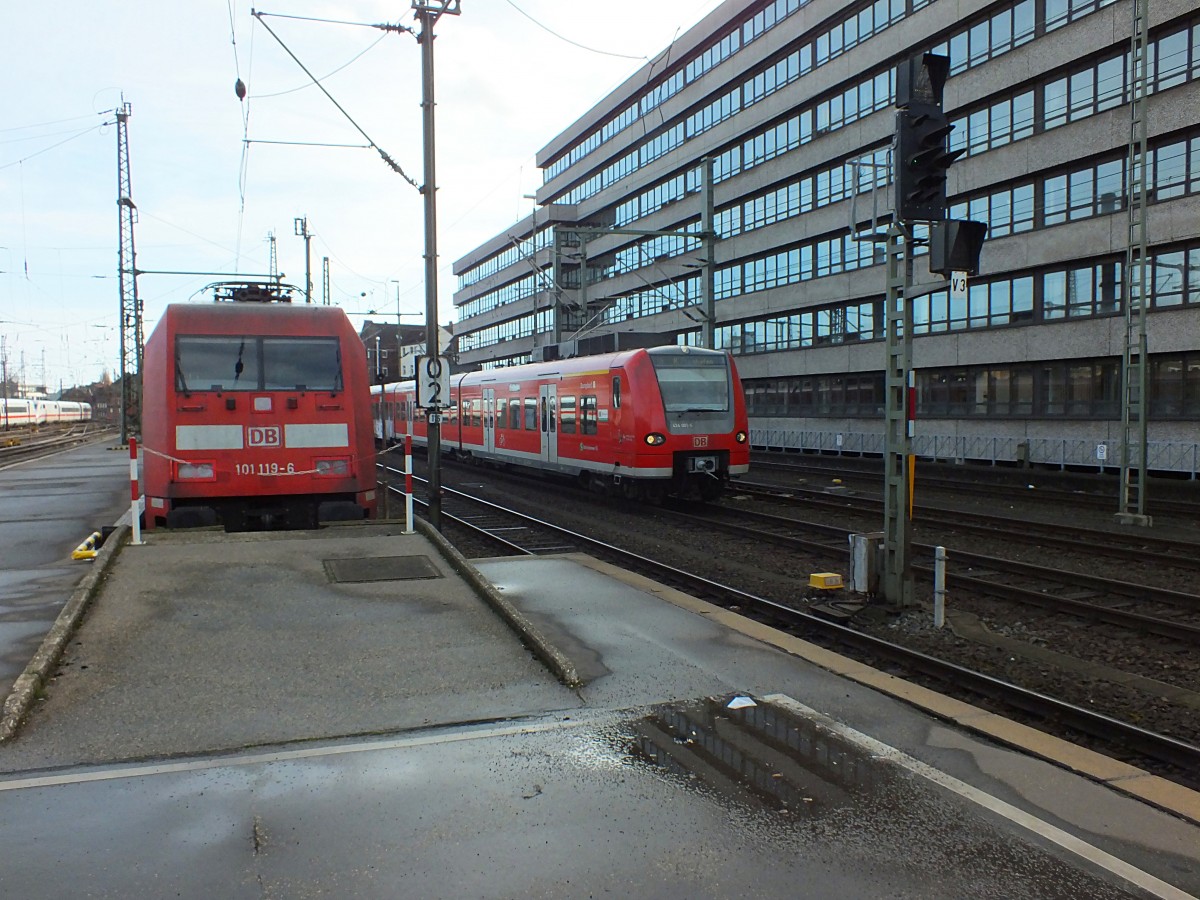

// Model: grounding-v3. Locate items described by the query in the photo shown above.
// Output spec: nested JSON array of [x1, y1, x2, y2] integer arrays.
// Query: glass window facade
[[456, 0, 1200, 407], [745, 351, 1199, 420]]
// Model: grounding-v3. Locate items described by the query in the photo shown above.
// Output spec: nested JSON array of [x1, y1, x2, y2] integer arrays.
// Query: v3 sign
[[950, 271, 968, 304], [416, 355, 452, 409]]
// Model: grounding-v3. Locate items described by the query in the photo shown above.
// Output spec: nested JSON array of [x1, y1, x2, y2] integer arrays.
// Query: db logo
[[692, 435, 709, 448], [248, 426, 281, 447]]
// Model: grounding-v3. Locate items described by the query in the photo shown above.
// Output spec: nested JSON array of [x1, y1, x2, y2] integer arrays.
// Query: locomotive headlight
[[735, 431, 747, 443], [176, 461, 215, 480], [644, 432, 666, 446], [315, 457, 351, 477]]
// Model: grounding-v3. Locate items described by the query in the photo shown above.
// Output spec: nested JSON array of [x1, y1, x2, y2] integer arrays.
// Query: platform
[[0, 517, 1197, 897]]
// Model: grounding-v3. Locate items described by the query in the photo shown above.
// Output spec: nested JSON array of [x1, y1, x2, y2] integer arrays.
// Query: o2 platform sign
[[416, 355, 452, 409]]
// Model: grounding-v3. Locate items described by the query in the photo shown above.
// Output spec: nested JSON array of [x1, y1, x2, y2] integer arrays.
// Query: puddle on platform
[[587, 697, 1144, 897], [624, 695, 889, 816]]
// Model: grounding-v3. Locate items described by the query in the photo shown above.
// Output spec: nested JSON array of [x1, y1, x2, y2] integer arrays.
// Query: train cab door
[[482, 388, 496, 454], [539, 383, 558, 466]]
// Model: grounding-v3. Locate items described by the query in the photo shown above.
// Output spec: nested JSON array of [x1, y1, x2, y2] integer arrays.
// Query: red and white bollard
[[129, 438, 142, 545], [404, 433, 414, 534]]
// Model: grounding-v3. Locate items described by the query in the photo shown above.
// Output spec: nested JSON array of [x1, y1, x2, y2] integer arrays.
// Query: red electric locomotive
[[142, 290, 377, 530], [372, 345, 749, 501]]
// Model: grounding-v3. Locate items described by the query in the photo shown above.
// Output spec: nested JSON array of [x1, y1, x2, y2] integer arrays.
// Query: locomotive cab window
[[175, 336, 343, 393], [650, 352, 730, 412]]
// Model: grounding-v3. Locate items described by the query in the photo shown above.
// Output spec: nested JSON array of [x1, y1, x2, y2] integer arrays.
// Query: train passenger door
[[382, 392, 395, 444], [482, 388, 495, 454], [539, 383, 557, 466]]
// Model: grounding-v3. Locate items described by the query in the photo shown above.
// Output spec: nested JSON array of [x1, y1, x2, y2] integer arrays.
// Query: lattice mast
[[116, 101, 143, 445], [1117, 0, 1152, 526], [268, 231, 279, 285]]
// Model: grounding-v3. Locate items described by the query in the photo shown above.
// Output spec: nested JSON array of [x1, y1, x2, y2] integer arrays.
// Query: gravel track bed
[[407, 457, 1200, 760], [736, 485, 1200, 597]]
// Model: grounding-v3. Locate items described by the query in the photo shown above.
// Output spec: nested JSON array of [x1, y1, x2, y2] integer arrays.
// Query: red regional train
[[372, 345, 749, 501], [141, 294, 377, 530]]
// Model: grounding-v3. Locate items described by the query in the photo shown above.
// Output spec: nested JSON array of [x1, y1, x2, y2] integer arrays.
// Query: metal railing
[[751, 428, 1200, 478]]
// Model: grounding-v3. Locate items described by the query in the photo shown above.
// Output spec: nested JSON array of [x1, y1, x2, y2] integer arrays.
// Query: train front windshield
[[650, 353, 730, 412], [175, 336, 343, 392]]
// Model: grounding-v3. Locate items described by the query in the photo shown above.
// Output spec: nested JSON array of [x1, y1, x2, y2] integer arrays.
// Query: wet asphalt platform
[[1, 441, 1199, 898]]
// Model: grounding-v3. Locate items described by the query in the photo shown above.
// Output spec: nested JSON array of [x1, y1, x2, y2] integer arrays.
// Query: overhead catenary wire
[[228, 0, 254, 269], [252, 11, 413, 32], [0, 121, 113, 171], [250, 11, 420, 190], [245, 139, 371, 149], [563, 227, 707, 345], [501, 0, 648, 60], [253, 34, 388, 98], [0, 109, 115, 134], [0, 123, 114, 146]]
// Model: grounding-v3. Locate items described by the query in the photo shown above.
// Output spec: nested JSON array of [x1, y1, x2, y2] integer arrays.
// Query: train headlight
[[644, 432, 666, 446], [315, 457, 351, 477], [176, 461, 215, 480], [735, 431, 747, 443]]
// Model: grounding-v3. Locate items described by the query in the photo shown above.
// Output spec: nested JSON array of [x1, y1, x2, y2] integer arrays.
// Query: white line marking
[[764, 694, 1197, 900], [0, 714, 601, 793], [3, 695, 1194, 898]]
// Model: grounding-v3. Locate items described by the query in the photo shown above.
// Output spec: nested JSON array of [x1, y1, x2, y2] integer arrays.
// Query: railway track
[[677, 503, 1200, 645], [0, 426, 113, 466], [750, 456, 1200, 520], [735, 480, 1200, 571], [376, 459, 1200, 787]]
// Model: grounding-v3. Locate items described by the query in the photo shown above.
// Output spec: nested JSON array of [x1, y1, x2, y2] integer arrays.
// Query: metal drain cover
[[323, 555, 443, 584]]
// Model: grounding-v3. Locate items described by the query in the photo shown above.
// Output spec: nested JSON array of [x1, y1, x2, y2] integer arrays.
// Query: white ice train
[[0, 398, 93, 426]]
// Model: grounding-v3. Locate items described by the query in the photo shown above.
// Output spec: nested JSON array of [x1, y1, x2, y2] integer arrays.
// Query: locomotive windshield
[[649, 352, 730, 412], [175, 336, 343, 392]]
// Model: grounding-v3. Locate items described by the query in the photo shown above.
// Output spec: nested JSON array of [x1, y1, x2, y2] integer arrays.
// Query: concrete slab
[[0, 523, 575, 772], [0, 507, 1196, 897], [0, 697, 1177, 900]]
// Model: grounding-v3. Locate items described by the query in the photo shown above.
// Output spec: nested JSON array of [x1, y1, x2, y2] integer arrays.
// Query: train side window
[[470, 399, 482, 428], [581, 395, 598, 435], [509, 399, 522, 430], [525, 398, 538, 430], [559, 396, 577, 434], [540, 397, 548, 432], [613, 376, 621, 409]]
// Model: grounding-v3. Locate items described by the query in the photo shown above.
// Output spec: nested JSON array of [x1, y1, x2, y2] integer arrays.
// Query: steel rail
[[749, 457, 1200, 518], [375, 462, 1200, 776], [737, 482, 1200, 570], [681, 504, 1200, 644]]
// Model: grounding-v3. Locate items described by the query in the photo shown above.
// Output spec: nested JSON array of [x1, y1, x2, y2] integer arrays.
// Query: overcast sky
[[1, 0, 724, 391]]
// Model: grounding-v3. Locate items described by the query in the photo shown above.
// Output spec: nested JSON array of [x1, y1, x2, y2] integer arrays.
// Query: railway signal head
[[929, 219, 989, 277], [895, 102, 964, 222]]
